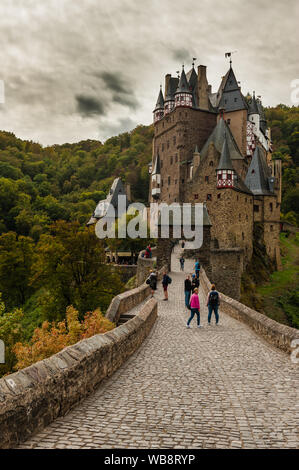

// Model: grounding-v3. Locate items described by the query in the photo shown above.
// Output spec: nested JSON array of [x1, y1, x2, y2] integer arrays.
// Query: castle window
[[242, 232, 245, 240], [227, 119, 231, 125], [194, 194, 199, 200], [170, 156, 173, 165], [251, 169, 255, 174], [270, 225, 273, 232], [175, 179, 177, 185], [234, 98, 237, 102], [224, 99, 227, 104], [173, 136, 176, 145], [161, 179, 164, 187], [209, 161, 214, 166], [246, 215, 248, 221], [270, 203, 273, 212], [254, 205, 259, 212], [205, 176, 209, 183], [237, 196, 239, 201], [168, 176, 171, 185], [182, 179, 185, 183], [217, 194, 221, 199], [239, 214, 241, 221], [207, 194, 212, 201]]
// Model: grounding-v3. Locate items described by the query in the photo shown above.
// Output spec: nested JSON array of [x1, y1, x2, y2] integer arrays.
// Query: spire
[[248, 91, 259, 115], [245, 146, 273, 195], [175, 66, 191, 94], [154, 86, 164, 110], [217, 134, 234, 171], [217, 67, 247, 112]]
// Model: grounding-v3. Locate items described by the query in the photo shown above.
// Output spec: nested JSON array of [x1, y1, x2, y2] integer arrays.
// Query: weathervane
[[192, 57, 197, 68], [225, 50, 237, 67]]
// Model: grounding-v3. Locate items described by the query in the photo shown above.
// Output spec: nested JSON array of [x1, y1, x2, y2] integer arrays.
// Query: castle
[[150, 61, 282, 298]]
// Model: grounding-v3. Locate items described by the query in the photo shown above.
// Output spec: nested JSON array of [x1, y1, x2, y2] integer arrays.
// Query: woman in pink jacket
[[186, 288, 201, 328]]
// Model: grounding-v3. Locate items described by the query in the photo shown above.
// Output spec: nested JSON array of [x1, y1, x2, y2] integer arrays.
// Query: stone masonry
[[17, 247, 299, 449]]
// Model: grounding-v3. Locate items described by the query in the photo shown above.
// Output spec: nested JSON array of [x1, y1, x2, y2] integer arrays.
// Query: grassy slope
[[255, 233, 299, 328]]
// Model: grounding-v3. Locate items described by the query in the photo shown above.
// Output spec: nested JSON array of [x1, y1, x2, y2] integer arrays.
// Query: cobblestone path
[[19, 248, 299, 449]]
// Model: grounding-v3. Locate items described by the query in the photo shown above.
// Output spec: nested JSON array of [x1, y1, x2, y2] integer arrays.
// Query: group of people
[[146, 256, 220, 327], [146, 269, 172, 301]]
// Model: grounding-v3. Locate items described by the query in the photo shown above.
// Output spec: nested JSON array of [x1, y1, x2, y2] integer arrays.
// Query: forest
[[0, 106, 298, 376]]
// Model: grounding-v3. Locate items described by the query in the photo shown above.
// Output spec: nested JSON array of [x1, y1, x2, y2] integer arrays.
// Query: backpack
[[146, 278, 151, 285], [167, 275, 172, 284], [209, 291, 219, 306]]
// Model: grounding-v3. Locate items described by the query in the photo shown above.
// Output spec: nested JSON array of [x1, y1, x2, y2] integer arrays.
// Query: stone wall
[[105, 283, 151, 323], [0, 298, 158, 449], [210, 248, 244, 300], [200, 268, 299, 354]]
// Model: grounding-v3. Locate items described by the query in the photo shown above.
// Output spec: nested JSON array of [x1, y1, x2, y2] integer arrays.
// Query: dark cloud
[[76, 94, 106, 116], [0, 0, 298, 145]]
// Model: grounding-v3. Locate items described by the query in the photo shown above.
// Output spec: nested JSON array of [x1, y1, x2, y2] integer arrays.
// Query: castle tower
[[174, 66, 192, 108], [216, 134, 236, 188], [248, 92, 260, 133], [153, 86, 164, 123], [217, 66, 248, 156]]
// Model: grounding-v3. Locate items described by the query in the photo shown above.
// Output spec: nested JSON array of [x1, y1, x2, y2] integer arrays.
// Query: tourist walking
[[179, 256, 185, 271], [145, 244, 152, 258], [186, 288, 201, 328], [184, 275, 192, 308], [194, 259, 200, 279], [162, 271, 172, 301], [191, 274, 199, 293], [146, 270, 157, 297], [207, 284, 220, 325]]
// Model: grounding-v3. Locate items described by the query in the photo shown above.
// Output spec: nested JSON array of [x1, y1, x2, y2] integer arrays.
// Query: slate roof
[[175, 67, 192, 94], [87, 177, 129, 225], [217, 134, 234, 171], [217, 67, 248, 112], [248, 93, 259, 115], [165, 77, 179, 101], [152, 153, 161, 175], [200, 117, 244, 161], [245, 146, 274, 196], [154, 87, 164, 110]]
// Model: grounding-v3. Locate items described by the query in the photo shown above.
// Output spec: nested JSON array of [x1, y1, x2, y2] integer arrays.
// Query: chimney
[[165, 74, 171, 98], [197, 65, 209, 111]]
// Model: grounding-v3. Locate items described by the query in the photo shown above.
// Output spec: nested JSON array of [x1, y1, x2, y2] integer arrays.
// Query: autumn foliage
[[13, 305, 115, 370]]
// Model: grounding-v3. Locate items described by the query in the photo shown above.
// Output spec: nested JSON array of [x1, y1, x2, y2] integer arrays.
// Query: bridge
[[12, 246, 298, 449]]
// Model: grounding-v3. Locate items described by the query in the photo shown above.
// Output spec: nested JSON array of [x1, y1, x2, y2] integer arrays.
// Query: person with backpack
[[194, 259, 200, 279], [179, 256, 185, 271], [162, 271, 172, 301], [207, 284, 220, 325], [186, 288, 201, 328], [184, 275, 192, 308], [146, 270, 157, 297], [191, 274, 199, 293]]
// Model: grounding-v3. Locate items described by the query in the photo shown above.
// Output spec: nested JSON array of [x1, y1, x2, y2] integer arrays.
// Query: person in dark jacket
[[191, 274, 199, 293], [146, 270, 157, 297], [207, 284, 220, 325], [184, 275, 192, 308], [162, 271, 171, 301]]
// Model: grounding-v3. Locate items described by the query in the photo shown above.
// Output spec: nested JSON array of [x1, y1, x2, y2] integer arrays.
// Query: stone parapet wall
[[200, 268, 299, 355], [0, 298, 158, 449], [105, 283, 151, 323]]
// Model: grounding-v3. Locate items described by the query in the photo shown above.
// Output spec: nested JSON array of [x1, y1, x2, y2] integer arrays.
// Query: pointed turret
[[245, 146, 274, 196], [257, 98, 267, 135], [218, 67, 247, 112], [153, 86, 164, 123], [216, 133, 236, 188], [164, 77, 176, 114], [174, 66, 192, 108], [248, 92, 259, 115]]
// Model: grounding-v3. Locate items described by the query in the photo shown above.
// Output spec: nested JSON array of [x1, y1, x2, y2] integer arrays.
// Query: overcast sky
[[0, 0, 298, 146]]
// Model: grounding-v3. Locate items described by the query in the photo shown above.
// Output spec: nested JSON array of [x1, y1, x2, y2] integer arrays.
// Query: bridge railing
[[200, 268, 299, 355]]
